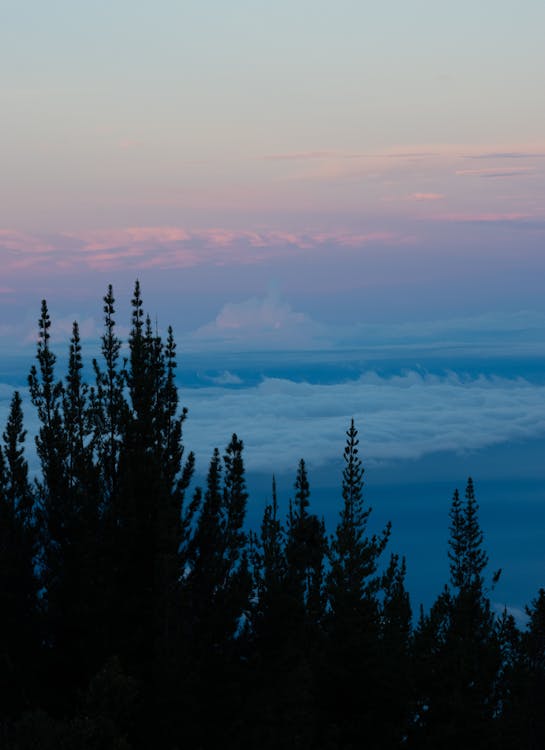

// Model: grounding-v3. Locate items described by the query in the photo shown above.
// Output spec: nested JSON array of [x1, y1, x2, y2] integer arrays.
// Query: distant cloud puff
[[192, 290, 330, 349], [185, 300, 545, 356], [204, 371, 243, 386]]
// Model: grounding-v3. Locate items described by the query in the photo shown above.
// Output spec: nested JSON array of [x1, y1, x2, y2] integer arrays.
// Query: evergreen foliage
[[0, 284, 541, 748], [410, 478, 503, 749], [0, 392, 38, 725]]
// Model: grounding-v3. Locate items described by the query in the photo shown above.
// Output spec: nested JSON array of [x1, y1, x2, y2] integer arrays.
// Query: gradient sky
[[1, 0, 545, 337], [2, 0, 545, 423], [2, 1, 544, 231], [2, 2, 545, 609]]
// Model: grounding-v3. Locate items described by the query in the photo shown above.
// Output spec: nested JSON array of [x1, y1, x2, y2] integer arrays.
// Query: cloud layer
[[180, 371, 545, 474], [3, 369, 545, 479], [0, 226, 412, 275]]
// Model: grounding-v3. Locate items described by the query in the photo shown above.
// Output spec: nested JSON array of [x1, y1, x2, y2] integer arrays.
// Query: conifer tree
[[185, 435, 251, 645], [0, 393, 39, 724], [28, 302, 85, 714], [28, 300, 68, 508], [379, 553, 412, 747], [109, 283, 194, 711], [251, 476, 289, 648], [328, 418, 390, 614], [410, 479, 502, 749], [91, 284, 126, 504], [500, 589, 545, 748], [319, 420, 391, 749], [286, 459, 328, 626], [181, 436, 252, 749]]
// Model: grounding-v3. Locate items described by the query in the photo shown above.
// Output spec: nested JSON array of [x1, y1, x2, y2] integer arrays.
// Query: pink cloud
[[0, 226, 414, 276], [65, 227, 192, 252], [0, 230, 56, 255], [312, 231, 413, 248]]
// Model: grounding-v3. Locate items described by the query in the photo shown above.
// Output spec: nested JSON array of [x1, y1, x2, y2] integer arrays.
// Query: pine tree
[[328, 418, 390, 614], [181, 436, 252, 749], [28, 300, 68, 508], [185, 435, 251, 645], [319, 420, 391, 749], [463, 477, 488, 591], [448, 488, 465, 590], [91, 284, 126, 505], [286, 459, 328, 626], [102, 283, 195, 746], [0, 393, 39, 724], [251, 476, 288, 648], [379, 554, 412, 748], [410, 478, 502, 750], [28, 302, 83, 715], [500, 589, 545, 748]]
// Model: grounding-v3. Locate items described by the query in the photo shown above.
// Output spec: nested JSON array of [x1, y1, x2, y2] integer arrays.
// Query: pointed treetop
[[294, 458, 310, 521]]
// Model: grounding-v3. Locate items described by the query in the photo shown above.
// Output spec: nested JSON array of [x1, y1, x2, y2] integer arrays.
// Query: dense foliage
[[0, 284, 543, 749]]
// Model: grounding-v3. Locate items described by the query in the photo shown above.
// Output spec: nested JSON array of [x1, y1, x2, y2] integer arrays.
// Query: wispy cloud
[[264, 150, 437, 162], [0, 226, 413, 275], [466, 151, 545, 160], [456, 167, 536, 179], [0, 230, 56, 256], [405, 192, 445, 202], [436, 212, 534, 223], [264, 151, 340, 161]]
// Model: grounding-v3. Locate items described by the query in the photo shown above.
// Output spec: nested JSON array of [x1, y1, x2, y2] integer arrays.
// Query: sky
[[1, 1, 545, 611]]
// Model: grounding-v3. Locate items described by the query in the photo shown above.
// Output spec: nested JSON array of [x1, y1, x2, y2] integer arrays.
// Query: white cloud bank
[[2, 370, 545, 479], [181, 371, 545, 474]]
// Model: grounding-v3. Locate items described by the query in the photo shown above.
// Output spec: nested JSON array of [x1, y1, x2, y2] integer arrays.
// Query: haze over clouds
[[1, 2, 545, 488]]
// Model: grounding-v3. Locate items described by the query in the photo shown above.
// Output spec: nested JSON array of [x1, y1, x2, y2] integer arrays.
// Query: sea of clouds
[[181, 370, 545, 474], [2, 368, 545, 477]]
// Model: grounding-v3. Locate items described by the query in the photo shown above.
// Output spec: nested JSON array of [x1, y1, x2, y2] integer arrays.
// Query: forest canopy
[[0, 283, 544, 750]]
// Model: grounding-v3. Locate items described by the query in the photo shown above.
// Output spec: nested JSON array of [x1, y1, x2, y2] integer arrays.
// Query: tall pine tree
[[0, 392, 39, 725], [410, 478, 502, 750]]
